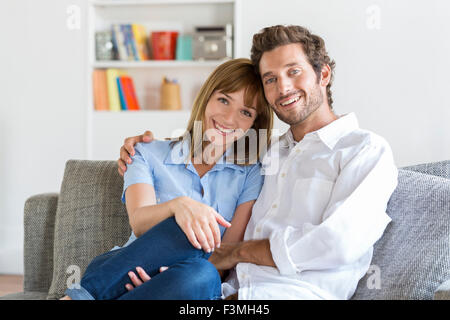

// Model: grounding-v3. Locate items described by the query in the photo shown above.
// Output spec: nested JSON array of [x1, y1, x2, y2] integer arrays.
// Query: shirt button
[[281, 173, 286, 178], [272, 204, 277, 209], [296, 149, 301, 153], [256, 227, 262, 233]]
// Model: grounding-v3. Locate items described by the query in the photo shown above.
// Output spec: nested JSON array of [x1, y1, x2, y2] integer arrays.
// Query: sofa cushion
[[402, 160, 450, 179], [47, 160, 131, 300], [352, 169, 450, 299]]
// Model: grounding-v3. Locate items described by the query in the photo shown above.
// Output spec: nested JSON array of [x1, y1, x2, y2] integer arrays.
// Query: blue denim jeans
[[65, 217, 222, 300]]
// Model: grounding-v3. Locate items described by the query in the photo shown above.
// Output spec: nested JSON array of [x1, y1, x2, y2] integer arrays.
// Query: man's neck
[[290, 105, 338, 142]]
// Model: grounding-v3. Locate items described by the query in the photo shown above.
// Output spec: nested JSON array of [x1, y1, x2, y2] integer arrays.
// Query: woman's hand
[[169, 196, 231, 253], [118, 130, 154, 176], [125, 266, 168, 291]]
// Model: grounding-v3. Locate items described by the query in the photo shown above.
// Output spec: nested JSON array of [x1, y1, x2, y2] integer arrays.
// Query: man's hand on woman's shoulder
[[118, 130, 154, 176]]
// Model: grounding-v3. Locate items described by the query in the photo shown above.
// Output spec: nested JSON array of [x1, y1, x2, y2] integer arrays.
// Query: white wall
[[1, 0, 449, 274], [0, 0, 87, 273], [239, 0, 450, 167]]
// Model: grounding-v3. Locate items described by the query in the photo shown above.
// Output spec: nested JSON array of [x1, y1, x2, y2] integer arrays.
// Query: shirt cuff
[[269, 228, 298, 276]]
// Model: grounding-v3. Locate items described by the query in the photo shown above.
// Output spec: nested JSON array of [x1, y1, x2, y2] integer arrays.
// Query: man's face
[[259, 43, 325, 126]]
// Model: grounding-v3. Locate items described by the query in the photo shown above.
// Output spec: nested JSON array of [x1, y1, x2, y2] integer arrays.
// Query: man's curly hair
[[251, 25, 336, 108]]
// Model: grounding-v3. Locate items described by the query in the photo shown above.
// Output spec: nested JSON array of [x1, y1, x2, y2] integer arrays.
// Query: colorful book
[[116, 76, 127, 110], [106, 68, 125, 111], [111, 24, 128, 60], [131, 24, 149, 60], [92, 69, 109, 111], [125, 24, 139, 61], [120, 76, 140, 110]]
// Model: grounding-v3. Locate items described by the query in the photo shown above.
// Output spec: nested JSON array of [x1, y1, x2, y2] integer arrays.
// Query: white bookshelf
[[87, 0, 241, 160]]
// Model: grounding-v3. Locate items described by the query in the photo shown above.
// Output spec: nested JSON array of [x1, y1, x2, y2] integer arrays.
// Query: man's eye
[[289, 69, 300, 75], [264, 78, 275, 85]]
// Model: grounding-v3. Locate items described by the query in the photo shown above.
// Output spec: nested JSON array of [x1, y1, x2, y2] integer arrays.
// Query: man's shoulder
[[337, 127, 391, 152]]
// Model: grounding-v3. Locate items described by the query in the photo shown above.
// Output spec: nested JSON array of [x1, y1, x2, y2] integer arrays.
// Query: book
[[116, 76, 127, 110], [106, 68, 125, 111], [111, 24, 128, 61], [124, 24, 139, 61], [132, 24, 149, 60], [120, 76, 140, 110], [92, 69, 109, 111]]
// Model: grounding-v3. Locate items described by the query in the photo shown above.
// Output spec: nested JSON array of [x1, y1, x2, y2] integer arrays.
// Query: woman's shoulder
[[135, 139, 174, 160]]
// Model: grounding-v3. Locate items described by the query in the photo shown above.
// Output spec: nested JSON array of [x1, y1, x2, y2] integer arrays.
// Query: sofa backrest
[[352, 164, 450, 299], [47, 160, 131, 299]]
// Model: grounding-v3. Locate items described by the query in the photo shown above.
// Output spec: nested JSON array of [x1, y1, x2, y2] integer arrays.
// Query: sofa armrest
[[23, 193, 58, 293], [434, 279, 450, 300]]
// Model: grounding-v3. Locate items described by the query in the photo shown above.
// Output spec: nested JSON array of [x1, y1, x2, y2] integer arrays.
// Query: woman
[[62, 58, 273, 300]]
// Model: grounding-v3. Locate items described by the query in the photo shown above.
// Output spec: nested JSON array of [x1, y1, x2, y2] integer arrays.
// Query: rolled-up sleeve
[[236, 163, 264, 207], [121, 143, 155, 204], [270, 141, 398, 276]]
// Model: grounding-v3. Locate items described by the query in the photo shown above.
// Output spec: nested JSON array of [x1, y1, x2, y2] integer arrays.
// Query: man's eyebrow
[[261, 62, 302, 79]]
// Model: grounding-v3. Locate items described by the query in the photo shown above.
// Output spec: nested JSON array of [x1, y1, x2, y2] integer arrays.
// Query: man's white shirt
[[222, 112, 398, 300]]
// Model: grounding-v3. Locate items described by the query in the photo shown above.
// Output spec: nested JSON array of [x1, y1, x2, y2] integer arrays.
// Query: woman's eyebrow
[[222, 93, 234, 100]]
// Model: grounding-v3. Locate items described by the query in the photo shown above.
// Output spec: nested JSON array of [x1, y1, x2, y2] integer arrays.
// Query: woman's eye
[[218, 97, 229, 105], [289, 69, 301, 75], [241, 110, 253, 117]]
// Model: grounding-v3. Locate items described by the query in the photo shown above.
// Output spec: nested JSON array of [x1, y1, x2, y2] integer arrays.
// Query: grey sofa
[[1, 159, 449, 300]]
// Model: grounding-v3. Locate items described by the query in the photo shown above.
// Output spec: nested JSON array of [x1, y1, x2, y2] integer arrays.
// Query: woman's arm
[[125, 183, 231, 252], [221, 200, 255, 244], [125, 183, 171, 237]]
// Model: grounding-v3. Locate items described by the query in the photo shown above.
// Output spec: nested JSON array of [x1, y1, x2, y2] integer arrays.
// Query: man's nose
[[277, 76, 292, 95]]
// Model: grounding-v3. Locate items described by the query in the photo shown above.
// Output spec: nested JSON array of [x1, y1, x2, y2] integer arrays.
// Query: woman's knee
[[177, 259, 221, 299]]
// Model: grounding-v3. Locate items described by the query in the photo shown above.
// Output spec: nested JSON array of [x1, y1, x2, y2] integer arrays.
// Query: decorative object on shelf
[[151, 31, 179, 60], [95, 31, 115, 61], [193, 24, 233, 60], [176, 34, 193, 61], [160, 77, 181, 110]]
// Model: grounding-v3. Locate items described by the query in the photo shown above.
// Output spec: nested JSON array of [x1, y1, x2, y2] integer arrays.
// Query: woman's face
[[203, 88, 258, 147]]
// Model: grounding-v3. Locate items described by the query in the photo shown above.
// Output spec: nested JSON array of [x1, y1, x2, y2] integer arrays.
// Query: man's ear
[[320, 64, 332, 87]]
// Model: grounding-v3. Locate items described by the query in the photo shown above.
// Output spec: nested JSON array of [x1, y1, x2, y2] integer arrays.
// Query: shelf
[[91, 0, 234, 7], [92, 60, 227, 68]]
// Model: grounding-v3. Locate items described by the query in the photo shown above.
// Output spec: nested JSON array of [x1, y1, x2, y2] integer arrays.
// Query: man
[[117, 25, 398, 299]]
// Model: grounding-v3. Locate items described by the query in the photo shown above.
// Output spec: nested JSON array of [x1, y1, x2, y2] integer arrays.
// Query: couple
[[62, 25, 398, 300]]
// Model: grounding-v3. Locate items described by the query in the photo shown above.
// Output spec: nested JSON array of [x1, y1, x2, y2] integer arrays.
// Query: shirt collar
[[280, 112, 359, 150], [164, 138, 245, 173], [313, 112, 359, 150]]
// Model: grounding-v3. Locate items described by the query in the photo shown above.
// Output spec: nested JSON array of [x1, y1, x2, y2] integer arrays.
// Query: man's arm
[[208, 239, 275, 271]]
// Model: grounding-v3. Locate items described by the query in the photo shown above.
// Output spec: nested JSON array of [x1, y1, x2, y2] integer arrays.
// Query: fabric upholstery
[[352, 169, 450, 299], [23, 193, 58, 293], [46, 160, 130, 300], [0, 291, 48, 300], [402, 160, 450, 179]]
